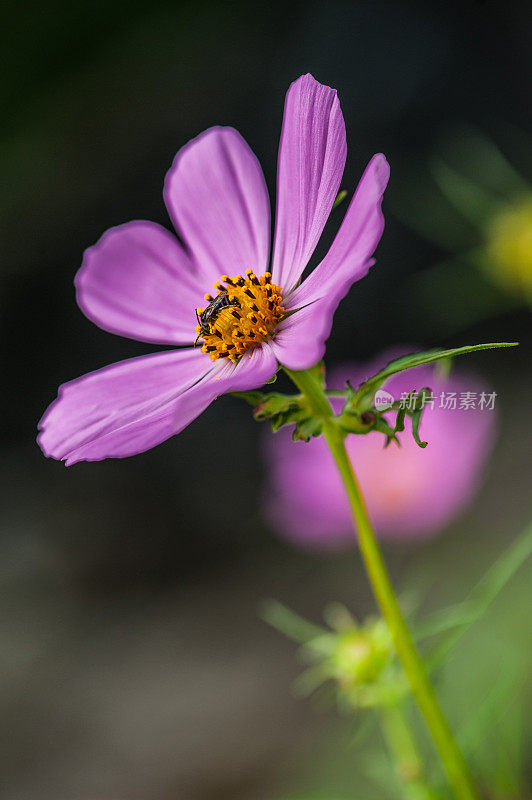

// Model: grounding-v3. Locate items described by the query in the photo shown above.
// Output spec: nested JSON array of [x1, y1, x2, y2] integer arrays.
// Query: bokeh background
[[2, 1, 531, 798]]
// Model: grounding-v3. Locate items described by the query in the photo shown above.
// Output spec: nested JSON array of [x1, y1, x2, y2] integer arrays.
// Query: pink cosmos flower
[[263, 353, 497, 548], [38, 74, 389, 465]]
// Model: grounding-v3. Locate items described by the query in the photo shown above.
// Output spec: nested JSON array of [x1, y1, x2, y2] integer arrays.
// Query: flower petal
[[271, 74, 347, 293], [273, 154, 389, 371], [208, 342, 278, 392], [170, 342, 278, 429], [75, 221, 205, 345], [38, 349, 211, 465], [38, 344, 278, 466], [286, 154, 390, 309], [270, 302, 333, 372], [164, 127, 270, 285]]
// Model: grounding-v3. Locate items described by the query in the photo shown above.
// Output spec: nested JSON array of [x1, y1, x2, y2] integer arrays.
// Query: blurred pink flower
[[263, 352, 497, 548], [38, 74, 389, 465]]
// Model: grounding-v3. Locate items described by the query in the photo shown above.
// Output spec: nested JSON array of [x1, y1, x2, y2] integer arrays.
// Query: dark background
[[1, 2, 531, 799]]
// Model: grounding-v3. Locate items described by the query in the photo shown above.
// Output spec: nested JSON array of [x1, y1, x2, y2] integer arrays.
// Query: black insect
[[195, 290, 237, 345]]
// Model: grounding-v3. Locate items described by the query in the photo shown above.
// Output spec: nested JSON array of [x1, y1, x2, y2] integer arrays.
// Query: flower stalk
[[380, 704, 437, 800], [284, 366, 481, 800]]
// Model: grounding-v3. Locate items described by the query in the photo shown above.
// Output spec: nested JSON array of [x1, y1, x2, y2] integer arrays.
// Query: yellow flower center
[[485, 197, 532, 296], [195, 270, 285, 362]]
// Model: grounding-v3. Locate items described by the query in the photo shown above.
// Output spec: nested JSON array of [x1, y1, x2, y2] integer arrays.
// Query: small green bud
[[301, 610, 405, 709]]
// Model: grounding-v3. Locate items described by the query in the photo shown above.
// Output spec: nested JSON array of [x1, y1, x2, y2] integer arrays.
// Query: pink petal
[[286, 154, 390, 309], [207, 341, 278, 392], [270, 301, 332, 372], [271, 74, 347, 293], [75, 221, 205, 345], [38, 344, 277, 466], [273, 154, 389, 371], [38, 349, 211, 465], [164, 127, 270, 286], [170, 342, 278, 430]]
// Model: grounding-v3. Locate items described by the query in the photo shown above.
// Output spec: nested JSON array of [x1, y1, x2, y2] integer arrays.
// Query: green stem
[[284, 367, 480, 800], [380, 705, 437, 800]]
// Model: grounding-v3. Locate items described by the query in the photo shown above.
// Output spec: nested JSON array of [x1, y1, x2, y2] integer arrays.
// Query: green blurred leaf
[[285, 795, 362, 800], [259, 599, 327, 644], [399, 253, 521, 338], [434, 357, 452, 380], [292, 664, 331, 698], [430, 158, 502, 226], [415, 522, 532, 667], [435, 126, 531, 199], [457, 657, 524, 797]]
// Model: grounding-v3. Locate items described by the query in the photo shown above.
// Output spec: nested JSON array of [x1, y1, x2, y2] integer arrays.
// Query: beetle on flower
[[38, 74, 389, 465]]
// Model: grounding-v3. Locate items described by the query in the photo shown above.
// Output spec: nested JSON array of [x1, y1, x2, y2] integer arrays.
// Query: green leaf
[[437, 125, 531, 198], [285, 795, 362, 800], [411, 408, 428, 448], [394, 405, 407, 435], [415, 522, 532, 666], [292, 664, 331, 697], [430, 157, 502, 227], [351, 342, 518, 408], [456, 655, 524, 796], [434, 357, 452, 379], [410, 394, 432, 446], [259, 599, 327, 644]]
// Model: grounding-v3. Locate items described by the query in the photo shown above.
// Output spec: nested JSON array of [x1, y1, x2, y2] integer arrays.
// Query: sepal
[[233, 389, 323, 439], [291, 415, 323, 442]]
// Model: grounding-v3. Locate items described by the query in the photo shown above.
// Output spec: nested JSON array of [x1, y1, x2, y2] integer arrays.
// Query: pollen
[[196, 271, 285, 362]]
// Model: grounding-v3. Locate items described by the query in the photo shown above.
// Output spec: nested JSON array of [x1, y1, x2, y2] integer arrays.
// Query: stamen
[[196, 271, 285, 362]]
